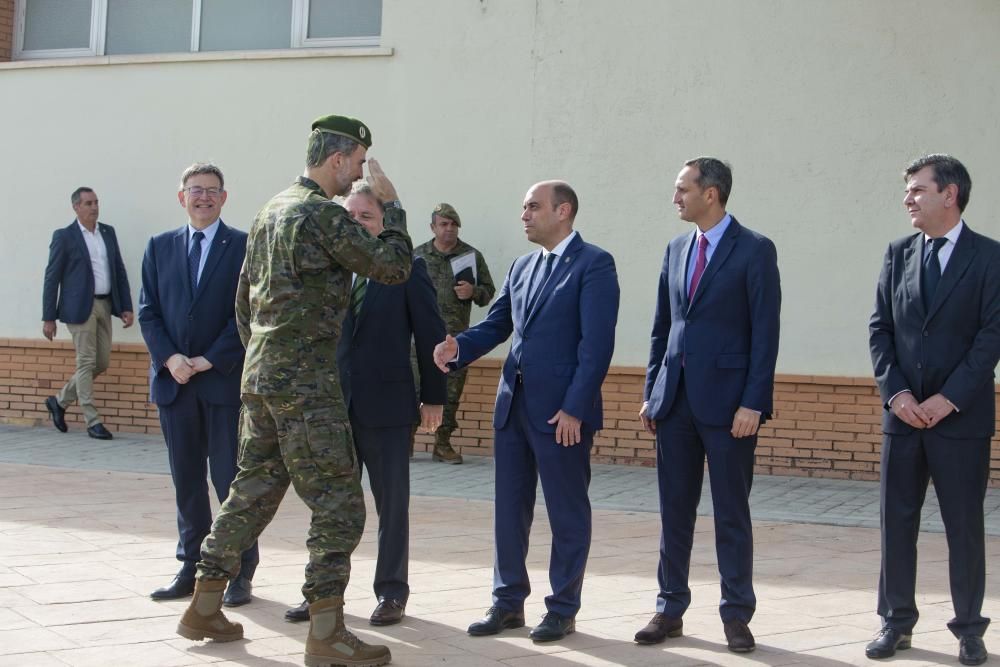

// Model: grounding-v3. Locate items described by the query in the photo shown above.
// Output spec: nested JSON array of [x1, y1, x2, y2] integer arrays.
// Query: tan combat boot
[[432, 434, 463, 464], [305, 597, 391, 667], [176, 578, 244, 642]]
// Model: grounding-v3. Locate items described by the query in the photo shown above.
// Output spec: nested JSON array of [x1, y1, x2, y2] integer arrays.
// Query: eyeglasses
[[184, 186, 224, 198]]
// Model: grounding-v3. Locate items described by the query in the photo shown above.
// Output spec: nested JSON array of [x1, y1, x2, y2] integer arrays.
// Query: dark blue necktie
[[921, 237, 947, 310], [189, 230, 204, 293], [527, 252, 556, 313]]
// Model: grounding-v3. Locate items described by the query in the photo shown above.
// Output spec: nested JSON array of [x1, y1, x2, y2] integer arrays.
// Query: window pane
[[200, 0, 292, 52], [308, 0, 381, 39], [22, 0, 92, 51], [106, 0, 192, 55]]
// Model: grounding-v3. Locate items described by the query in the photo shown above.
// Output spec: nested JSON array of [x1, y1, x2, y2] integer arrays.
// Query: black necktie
[[350, 274, 367, 317], [527, 253, 556, 312], [921, 237, 947, 310], [188, 231, 204, 293]]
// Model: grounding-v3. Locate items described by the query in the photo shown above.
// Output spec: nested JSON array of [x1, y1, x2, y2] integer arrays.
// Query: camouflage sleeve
[[313, 202, 413, 285], [235, 253, 251, 348], [472, 249, 496, 306]]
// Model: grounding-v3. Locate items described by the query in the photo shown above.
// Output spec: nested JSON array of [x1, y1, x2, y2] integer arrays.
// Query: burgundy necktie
[[688, 234, 709, 301]]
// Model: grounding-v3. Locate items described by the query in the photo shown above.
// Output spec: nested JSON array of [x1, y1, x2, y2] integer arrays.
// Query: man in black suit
[[284, 182, 447, 625], [42, 187, 134, 440], [867, 154, 1000, 665], [139, 164, 258, 606]]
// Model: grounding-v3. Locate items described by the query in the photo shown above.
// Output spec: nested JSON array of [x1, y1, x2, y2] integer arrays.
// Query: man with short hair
[[636, 157, 780, 653], [867, 154, 1000, 665], [139, 163, 258, 607], [42, 187, 134, 440], [434, 181, 619, 642], [414, 203, 495, 463], [174, 115, 413, 667]]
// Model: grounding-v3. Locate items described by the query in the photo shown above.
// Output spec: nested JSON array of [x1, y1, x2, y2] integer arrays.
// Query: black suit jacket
[[138, 221, 247, 407], [42, 220, 133, 323], [338, 257, 447, 428], [870, 224, 1000, 439]]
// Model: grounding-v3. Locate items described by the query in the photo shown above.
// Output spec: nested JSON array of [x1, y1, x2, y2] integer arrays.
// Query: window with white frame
[[13, 0, 382, 60]]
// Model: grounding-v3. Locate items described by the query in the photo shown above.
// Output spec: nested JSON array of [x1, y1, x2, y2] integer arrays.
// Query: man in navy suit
[[138, 163, 258, 606], [283, 183, 447, 625], [434, 180, 620, 642], [866, 154, 1000, 665], [42, 187, 134, 440], [636, 158, 780, 653]]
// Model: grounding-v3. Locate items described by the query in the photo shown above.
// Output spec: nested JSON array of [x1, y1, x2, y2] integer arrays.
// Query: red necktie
[[688, 234, 709, 302]]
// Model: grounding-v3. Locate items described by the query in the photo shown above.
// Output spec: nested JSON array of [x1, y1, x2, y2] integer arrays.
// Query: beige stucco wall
[[1, 0, 998, 376]]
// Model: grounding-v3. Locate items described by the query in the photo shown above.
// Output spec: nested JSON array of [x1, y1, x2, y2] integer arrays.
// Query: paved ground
[[1, 423, 999, 666]]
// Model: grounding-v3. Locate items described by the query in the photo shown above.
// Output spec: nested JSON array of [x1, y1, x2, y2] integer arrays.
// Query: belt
[[94, 294, 111, 300]]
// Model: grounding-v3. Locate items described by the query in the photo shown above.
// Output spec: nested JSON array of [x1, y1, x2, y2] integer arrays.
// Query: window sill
[[0, 46, 393, 70]]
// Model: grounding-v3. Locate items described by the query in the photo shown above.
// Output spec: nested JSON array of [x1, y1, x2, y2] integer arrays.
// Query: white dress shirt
[[77, 220, 110, 295], [187, 219, 220, 284]]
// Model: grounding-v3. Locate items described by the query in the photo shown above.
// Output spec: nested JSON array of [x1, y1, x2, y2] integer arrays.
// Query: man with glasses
[[138, 163, 258, 607]]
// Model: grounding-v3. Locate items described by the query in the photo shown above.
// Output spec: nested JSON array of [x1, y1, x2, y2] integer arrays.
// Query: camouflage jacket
[[413, 238, 495, 335], [237, 177, 412, 403]]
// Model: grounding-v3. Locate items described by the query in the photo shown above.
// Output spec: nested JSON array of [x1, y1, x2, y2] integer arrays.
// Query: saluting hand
[[433, 335, 458, 373], [366, 159, 400, 203]]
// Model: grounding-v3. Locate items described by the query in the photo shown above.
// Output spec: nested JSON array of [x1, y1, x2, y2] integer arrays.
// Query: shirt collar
[[77, 220, 100, 236], [542, 230, 578, 258], [924, 219, 963, 247], [188, 219, 221, 246], [696, 213, 732, 247]]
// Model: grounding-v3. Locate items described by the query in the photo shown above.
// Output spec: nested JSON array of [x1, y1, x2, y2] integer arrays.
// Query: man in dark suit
[[636, 157, 780, 653], [138, 163, 258, 607], [42, 187, 134, 440], [434, 180, 620, 643], [866, 154, 1000, 665], [284, 183, 447, 625]]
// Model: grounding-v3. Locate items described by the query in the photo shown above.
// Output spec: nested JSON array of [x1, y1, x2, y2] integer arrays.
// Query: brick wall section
[[0, 0, 14, 61], [4, 338, 1000, 484]]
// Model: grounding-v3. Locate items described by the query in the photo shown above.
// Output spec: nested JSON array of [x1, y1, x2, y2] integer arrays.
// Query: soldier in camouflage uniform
[[413, 203, 496, 463], [175, 115, 411, 667]]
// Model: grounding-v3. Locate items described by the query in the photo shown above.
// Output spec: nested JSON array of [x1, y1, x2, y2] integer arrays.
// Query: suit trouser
[[654, 380, 757, 623], [159, 384, 259, 579], [492, 381, 593, 618], [57, 298, 111, 427], [879, 430, 990, 637], [198, 395, 365, 602], [351, 412, 410, 602]]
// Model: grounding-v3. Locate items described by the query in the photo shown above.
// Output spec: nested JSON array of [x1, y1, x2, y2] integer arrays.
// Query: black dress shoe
[[369, 597, 405, 626], [723, 619, 756, 653], [529, 611, 575, 642], [284, 599, 310, 622], [865, 627, 911, 659], [960, 636, 988, 666], [45, 396, 67, 433], [634, 612, 683, 644], [467, 606, 525, 636], [87, 423, 113, 440], [150, 574, 195, 600], [222, 575, 252, 607]]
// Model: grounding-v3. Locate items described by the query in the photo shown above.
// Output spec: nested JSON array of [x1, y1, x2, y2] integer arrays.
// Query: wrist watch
[[383, 199, 402, 210]]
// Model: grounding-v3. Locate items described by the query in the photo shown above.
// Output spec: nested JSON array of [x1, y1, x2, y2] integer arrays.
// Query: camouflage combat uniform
[[196, 176, 411, 601], [413, 239, 495, 447]]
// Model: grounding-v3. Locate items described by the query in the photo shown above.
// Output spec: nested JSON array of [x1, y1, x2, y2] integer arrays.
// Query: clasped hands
[[891, 391, 954, 429], [166, 353, 213, 384]]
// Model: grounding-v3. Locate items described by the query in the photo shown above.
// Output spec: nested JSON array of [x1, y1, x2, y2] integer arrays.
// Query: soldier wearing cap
[[413, 203, 496, 463], [175, 114, 411, 667]]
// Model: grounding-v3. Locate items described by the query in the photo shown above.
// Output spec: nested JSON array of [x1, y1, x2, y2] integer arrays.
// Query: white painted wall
[[2, 0, 998, 377]]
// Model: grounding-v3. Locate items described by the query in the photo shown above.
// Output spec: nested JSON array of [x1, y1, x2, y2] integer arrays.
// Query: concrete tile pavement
[[1, 423, 999, 665]]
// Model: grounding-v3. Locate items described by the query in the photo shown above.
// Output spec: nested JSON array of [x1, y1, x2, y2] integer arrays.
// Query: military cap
[[311, 114, 372, 149], [433, 202, 461, 227]]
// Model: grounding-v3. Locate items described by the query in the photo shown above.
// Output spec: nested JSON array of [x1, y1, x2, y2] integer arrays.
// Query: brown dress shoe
[[723, 619, 755, 653], [369, 597, 405, 625], [634, 612, 683, 644]]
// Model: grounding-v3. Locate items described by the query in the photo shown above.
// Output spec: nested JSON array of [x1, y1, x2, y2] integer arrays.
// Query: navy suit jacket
[[644, 218, 781, 427], [454, 233, 620, 433], [42, 220, 133, 324], [869, 224, 1000, 439], [138, 221, 247, 407], [338, 257, 447, 428]]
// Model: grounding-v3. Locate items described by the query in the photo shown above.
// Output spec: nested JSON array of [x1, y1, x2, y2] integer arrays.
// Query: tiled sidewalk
[[1, 424, 998, 665]]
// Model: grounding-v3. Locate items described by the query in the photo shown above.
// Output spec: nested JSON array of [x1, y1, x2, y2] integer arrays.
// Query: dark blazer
[[42, 220, 133, 323], [454, 233, 620, 433], [644, 218, 781, 427], [870, 224, 1000, 439], [338, 257, 447, 428], [138, 222, 247, 407]]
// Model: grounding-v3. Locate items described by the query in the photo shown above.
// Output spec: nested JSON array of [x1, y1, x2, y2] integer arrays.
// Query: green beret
[[433, 202, 461, 226], [311, 114, 372, 149]]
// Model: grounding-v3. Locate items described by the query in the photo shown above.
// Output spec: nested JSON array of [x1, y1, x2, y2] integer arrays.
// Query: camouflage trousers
[[436, 367, 468, 445], [197, 394, 364, 601]]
